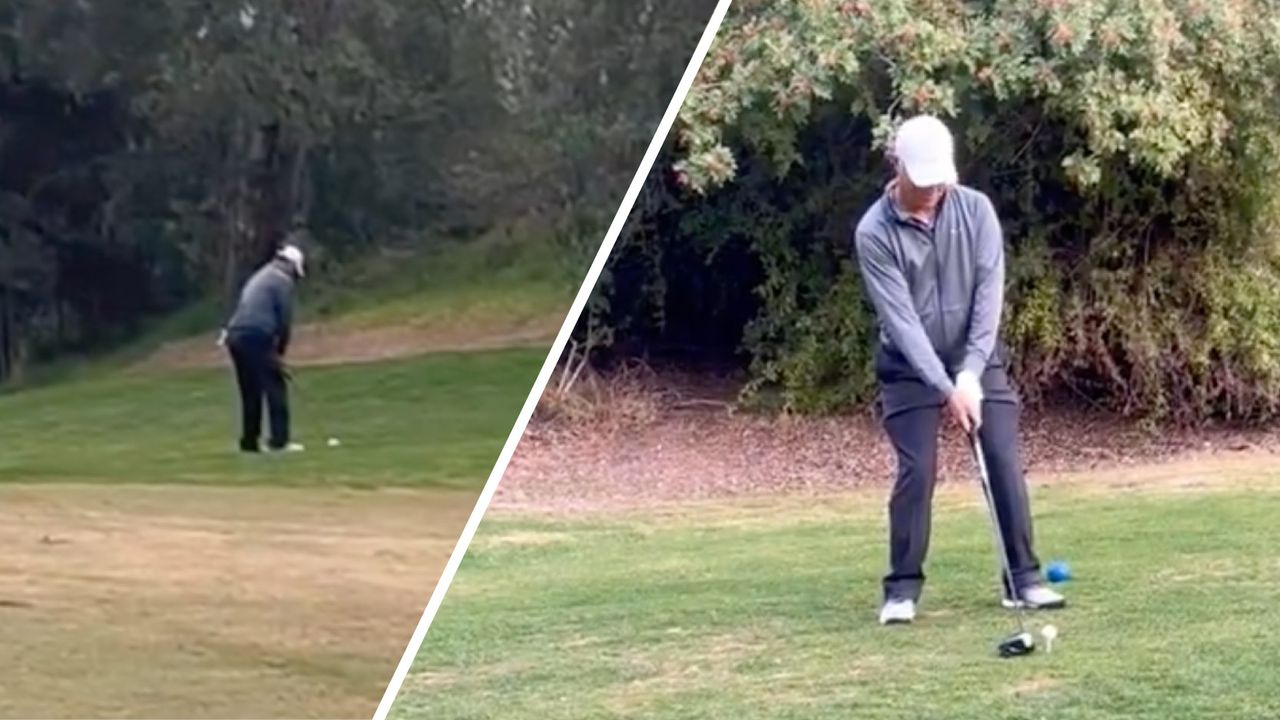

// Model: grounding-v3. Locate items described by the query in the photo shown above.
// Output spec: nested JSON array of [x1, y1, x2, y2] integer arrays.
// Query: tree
[[589, 0, 1280, 422], [0, 0, 716, 382]]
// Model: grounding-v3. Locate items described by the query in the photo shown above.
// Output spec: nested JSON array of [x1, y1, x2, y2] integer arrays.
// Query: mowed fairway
[[393, 456, 1280, 720], [0, 348, 542, 718]]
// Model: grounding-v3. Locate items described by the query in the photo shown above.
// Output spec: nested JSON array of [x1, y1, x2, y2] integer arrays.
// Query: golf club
[[969, 431, 1036, 658], [278, 359, 329, 450]]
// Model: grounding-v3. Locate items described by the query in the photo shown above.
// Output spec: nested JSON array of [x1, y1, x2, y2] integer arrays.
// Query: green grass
[[306, 231, 574, 329], [0, 347, 542, 488], [392, 476, 1280, 719]]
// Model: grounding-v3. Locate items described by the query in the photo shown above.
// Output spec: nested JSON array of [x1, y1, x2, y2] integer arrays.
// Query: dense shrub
[[587, 0, 1280, 423]]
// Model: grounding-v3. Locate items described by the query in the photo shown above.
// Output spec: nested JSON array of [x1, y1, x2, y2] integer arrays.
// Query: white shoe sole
[[1001, 597, 1066, 610]]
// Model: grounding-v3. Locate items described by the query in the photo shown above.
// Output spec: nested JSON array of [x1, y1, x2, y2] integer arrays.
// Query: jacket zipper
[[934, 201, 946, 365]]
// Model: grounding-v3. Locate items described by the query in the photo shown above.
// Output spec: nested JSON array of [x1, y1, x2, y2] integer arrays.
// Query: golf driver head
[[997, 631, 1036, 658]]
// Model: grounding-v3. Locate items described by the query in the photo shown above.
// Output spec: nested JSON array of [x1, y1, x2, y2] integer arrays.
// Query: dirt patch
[[1008, 676, 1061, 696], [1154, 557, 1263, 584], [403, 658, 537, 697], [608, 632, 767, 712], [838, 653, 892, 682], [134, 313, 561, 371], [496, 384, 1280, 512], [402, 670, 463, 692], [0, 484, 478, 719], [477, 530, 575, 549]]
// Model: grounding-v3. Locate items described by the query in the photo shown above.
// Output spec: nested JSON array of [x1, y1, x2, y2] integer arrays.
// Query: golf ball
[[327, 437, 341, 448], [1046, 561, 1072, 583]]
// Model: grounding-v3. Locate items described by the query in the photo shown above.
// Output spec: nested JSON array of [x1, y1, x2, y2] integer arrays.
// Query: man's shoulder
[[852, 194, 891, 245], [950, 184, 995, 213], [263, 264, 295, 289], [240, 265, 270, 291]]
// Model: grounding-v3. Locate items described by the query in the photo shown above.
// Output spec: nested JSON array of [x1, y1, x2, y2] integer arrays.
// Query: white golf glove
[[954, 369, 984, 430], [216, 328, 228, 347]]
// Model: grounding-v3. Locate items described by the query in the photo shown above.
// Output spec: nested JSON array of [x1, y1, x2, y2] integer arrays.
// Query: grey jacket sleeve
[[960, 194, 1005, 378], [855, 230, 955, 396], [274, 282, 293, 355]]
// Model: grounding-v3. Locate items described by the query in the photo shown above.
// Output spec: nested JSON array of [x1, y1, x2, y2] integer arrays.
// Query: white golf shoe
[[879, 598, 917, 625], [267, 442, 306, 453], [1002, 583, 1066, 610]]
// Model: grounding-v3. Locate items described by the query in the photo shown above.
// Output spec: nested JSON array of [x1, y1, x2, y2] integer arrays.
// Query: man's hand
[[947, 370, 983, 433], [216, 328, 228, 347], [271, 351, 290, 378], [946, 392, 974, 433]]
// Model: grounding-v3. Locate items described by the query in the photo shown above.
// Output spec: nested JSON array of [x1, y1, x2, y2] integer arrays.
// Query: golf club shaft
[[970, 433, 1029, 632], [281, 361, 316, 442]]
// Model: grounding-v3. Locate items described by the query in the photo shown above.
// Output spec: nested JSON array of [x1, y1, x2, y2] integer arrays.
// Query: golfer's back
[[227, 263, 293, 338]]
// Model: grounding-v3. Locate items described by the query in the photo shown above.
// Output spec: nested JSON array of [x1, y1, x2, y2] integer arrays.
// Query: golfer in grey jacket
[[852, 115, 1065, 625], [220, 244, 306, 453]]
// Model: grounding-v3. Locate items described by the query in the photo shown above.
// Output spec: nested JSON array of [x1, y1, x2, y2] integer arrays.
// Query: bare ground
[[134, 313, 561, 371], [0, 484, 477, 719], [496, 386, 1280, 512]]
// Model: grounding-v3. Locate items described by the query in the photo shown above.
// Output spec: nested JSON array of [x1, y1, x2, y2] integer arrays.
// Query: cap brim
[[276, 253, 304, 277], [902, 161, 957, 187]]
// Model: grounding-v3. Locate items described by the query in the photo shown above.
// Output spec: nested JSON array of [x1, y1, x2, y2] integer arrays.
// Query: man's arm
[[960, 193, 1005, 379], [854, 229, 954, 396], [274, 283, 293, 357], [217, 282, 243, 347]]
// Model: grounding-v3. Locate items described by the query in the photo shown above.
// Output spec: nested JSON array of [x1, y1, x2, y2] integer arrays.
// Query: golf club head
[[997, 631, 1036, 658]]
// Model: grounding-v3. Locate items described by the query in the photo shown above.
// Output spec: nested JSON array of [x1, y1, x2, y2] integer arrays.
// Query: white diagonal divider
[[370, 2, 734, 718]]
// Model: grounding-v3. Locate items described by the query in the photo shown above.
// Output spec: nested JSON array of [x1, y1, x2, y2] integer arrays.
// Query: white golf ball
[[1041, 624, 1058, 640], [327, 437, 341, 447]]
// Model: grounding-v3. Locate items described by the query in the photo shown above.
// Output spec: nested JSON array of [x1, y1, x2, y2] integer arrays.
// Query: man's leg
[[882, 403, 943, 602], [228, 341, 263, 452], [976, 399, 1042, 592], [262, 353, 291, 450]]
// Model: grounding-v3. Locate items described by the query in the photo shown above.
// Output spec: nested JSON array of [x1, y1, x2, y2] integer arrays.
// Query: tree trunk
[[247, 122, 290, 259], [223, 182, 245, 312], [0, 284, 9, 383], [222, 114, 253, 311], [222, 150, 243, 310], [0, 283, 17, 384], [289, 142, 311, 225]]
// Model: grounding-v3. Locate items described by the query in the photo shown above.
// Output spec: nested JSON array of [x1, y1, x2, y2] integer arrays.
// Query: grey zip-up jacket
[[226, 260, 296, 354], [852, 183, 1005, 397]]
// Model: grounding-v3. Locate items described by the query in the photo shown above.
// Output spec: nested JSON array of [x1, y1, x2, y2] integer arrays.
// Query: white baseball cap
[[276, 244, 305, 277], [892, 115, 958, 187]]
